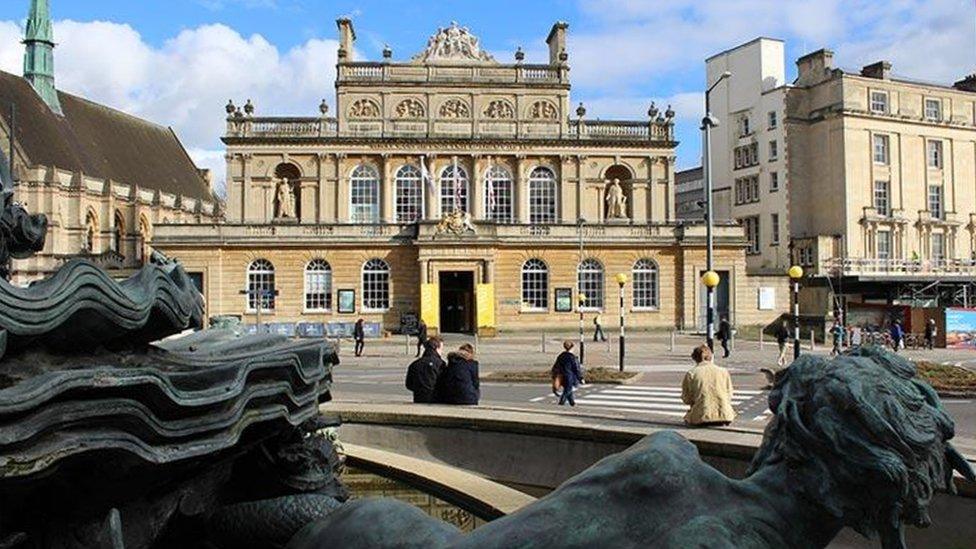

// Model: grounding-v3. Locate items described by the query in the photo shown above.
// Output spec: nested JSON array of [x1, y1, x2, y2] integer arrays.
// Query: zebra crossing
[[532, 385, 768, 420]]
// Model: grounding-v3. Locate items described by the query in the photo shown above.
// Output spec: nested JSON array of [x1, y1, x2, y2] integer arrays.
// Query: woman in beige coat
[[681, 345, 736, 426]]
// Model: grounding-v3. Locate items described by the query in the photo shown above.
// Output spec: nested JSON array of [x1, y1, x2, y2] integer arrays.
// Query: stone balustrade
[[336, 62, 568, 86], [823, 257, 976, 277]]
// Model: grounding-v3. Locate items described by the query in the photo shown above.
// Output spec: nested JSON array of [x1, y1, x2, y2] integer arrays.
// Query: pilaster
[[515, 155, 527, 223], [472, 154, 485, 219]]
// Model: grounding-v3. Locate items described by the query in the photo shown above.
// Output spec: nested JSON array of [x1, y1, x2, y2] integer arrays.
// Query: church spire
[[23, 0, 62, 115]]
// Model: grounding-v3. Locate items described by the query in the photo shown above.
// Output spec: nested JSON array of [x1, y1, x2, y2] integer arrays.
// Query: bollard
[[405, 333, 410, 355], [669, 329, 675, 352], [542, 332, 547, 354], [759, 330, 764, 350], [810, 330, 815, 351]]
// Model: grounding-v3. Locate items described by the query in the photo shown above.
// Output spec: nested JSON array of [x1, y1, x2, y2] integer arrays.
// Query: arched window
[[84, 210, 98, 253], [394, 165, 423, 223], [112, 210, 124, 254], [350, 164, 380, 223], [521, 259, 549, 311], [633, 258, 659, 310], [577, 258, 605, 310], [440, 164, 468, 215], [247, 259, 276, 312], [304, 259, 332, 311], [362, 258, 390, 312], [528, 167, 557, 224], [484, 165, 513, 223]]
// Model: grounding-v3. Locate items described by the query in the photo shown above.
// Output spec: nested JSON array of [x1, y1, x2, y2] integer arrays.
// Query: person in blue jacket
[[434, 343, 480, 405], [554, 340, 584, 406], [889, 320, 904, 352]]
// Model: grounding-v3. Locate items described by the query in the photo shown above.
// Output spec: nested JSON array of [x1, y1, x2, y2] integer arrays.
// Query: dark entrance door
[[698, 270, 731, 329], [439, 271, 475, 333]]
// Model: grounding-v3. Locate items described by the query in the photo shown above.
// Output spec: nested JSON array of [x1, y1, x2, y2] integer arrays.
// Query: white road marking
[[536, 384, 769, 420]]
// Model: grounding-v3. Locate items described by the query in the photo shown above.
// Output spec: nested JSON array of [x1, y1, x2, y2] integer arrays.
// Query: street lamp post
[[578, 293, 587, 367], [616, 273, 628, 372], [701, 70, 731, 351], [702, 271, 720, 350], [789, 265, 804, 359]]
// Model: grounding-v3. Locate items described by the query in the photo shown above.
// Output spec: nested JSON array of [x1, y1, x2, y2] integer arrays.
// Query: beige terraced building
[[154, 20, 777, 335]]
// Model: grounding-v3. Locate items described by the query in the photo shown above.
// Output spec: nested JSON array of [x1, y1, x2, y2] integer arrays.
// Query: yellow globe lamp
[[701, 270, 720, 289], [615, 272, 629, 286], [578, 293, 587, 304], [788, 265, 804, 280]]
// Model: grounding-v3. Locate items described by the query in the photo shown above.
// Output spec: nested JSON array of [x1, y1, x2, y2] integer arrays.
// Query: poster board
[[945, 308, 976, 349]]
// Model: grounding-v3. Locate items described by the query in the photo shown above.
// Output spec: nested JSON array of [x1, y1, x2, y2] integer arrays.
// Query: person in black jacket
[[553, 340, 584, 406], [434, 343, 480, 405], [775, 320, 790, 367], [717, 317, 732, 358], [353, 318, 365, 357], [415, 320, 428, 357], [406, 336, 444, 403]]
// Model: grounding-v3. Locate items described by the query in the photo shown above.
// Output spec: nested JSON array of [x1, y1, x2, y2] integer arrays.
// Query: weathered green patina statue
[[289, 346, 974, 549]]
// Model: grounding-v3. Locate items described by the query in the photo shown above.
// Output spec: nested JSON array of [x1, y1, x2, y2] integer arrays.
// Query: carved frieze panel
[[483, 99, 515, 119], [529, 100, 559, 120], [439, 99, 470, 119], [394, 98, 426, 119], [349, 98, 381, 119]]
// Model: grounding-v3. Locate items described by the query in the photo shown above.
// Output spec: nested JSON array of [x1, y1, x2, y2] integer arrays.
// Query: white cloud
[[0, 20, 340, 198]]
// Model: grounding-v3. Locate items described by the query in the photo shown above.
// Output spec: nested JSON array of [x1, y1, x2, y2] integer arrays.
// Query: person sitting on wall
[[681, 344, 735, 427], [406, 336, 445, 404], [433, 343, 480, 405]]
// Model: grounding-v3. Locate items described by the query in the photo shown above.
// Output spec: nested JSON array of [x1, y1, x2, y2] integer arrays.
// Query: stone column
[[419, 258, 429, 284], [425, 155, 439, 220], [381, 153, 395, 223], [576, 155, 585, 222], [316, 153, 329, 223], [515, 155, 527, 223], [336, 154, 348, 222], [241, 153, 253, 223], [471, 155, 485, 219]]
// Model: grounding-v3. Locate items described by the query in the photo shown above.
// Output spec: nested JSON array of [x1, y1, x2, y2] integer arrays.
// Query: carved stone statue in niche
[[484, 100, 514, 119], [395, 99, 425, 119], [349, 99, 380, 119], [439, 99, 470, 119], [275, 177, 296, 219], [530, 100, 558, 120], [605, 178, 628, 219]]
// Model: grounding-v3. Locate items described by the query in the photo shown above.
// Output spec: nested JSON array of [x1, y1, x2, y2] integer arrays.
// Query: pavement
[[329, 331, 976, 456]]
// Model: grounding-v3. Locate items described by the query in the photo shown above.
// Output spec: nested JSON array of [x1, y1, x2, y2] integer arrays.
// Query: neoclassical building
[[154, 20, 774, 334], [4, 0, 218, 284]]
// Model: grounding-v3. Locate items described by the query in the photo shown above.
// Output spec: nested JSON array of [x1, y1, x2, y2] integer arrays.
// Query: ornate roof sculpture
[[411, 22, 497, 64]]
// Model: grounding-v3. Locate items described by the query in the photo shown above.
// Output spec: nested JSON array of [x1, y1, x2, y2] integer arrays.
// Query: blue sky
[[0, 0, 972, 194]]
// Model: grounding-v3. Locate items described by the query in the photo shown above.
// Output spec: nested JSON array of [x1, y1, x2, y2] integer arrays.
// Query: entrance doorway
[[698, 270, 731, 329], [439, 271, 475, 333]]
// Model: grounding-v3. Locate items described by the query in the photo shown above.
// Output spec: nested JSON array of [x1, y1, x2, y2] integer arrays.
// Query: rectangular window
[[742, 216, 760, 254], [928, 184, 944, 219], [771, 213, 780, 245], [769, 140, 778, 161], [927, 140, 943, 168], [924, 98, 942, 121], [931, 233, 945, 262], [770, 171, 779, 192], [873, 134, 889, 164], [870, 91, 889, 114], [734, 176, 760, 205], [873, 180, 890, 216], [740, 116, 751, 137], [733, 143, 759, 170], [799, 246, 814, 266], [877, 230, 891, 260], [768, 111, 777, 128]]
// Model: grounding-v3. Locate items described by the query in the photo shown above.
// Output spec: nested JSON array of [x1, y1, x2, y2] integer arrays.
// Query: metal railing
[[824, 257, 976, 275]]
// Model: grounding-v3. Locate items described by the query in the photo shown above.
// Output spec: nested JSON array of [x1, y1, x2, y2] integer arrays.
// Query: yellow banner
[[476, 283, 495, 330], [421, 283, 439, 329]]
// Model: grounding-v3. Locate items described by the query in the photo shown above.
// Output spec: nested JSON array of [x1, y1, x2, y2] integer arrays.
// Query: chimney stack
[[336, 18, 356, 62], [954, 74, 976, 93], [546, 22, 568, 66], [861, 61, 892, 80], [795, 48, 834, 86]]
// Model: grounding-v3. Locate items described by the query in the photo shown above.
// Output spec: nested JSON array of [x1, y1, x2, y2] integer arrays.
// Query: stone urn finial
[[648, 102, 659, 119], [558, 47, 568, 63], [225, 99, 236, 115], [319, 99, 330, 116], [243, 99, 255, 116], [576, 102, 586, 118], [515, 46, 525, 63], [665, 104, 675, 121], [382, 44, 392, 60]]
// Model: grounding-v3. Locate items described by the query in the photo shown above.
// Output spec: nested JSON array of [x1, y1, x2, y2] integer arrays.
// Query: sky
[[0, 0, 973, 196]]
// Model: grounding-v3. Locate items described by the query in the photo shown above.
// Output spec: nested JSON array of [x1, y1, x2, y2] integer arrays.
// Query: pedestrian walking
[[890, 320, 904, 353], [553, 340, 584, 407], [924, 319, 937, 350], [406, 336, 445, 403], [353, 318, 365, 357], [593, 314, 607, 342], [850, 325, 862, 347], [681, 344, 735, 427], [829, 322, 844, 356], [415, 319, 428, 357], [433, 343, 480, 405], [717, 317, 732, 358], [775, 320, 790, 367]]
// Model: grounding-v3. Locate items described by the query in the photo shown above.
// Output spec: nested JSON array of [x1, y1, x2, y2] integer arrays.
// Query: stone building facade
[[154, 20, 775, 334], [3, 0, 218, 284]]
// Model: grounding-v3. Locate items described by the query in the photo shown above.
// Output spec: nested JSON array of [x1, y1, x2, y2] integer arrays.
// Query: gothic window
[[439, 98, 470, 119], [484, 165, 513, 223], [348, 98, 380, 119], [350, 164, 380, 223], [247, 259, 276, 312], [521, 259, 549, 311], [395, 165, 424, 223], [394, 98, 425, 119], [529, 100, 558, 120], [84, 210, 97, 253], [304, 259, 332, 312], [440, 164, 469, 214], [483, 99, 515, 119], [577, 258, 605, 311], [633, 259, 659, 310], [362, 258, 390, 312], [112, 210, 124, 255], [528, 167, 557, 224]]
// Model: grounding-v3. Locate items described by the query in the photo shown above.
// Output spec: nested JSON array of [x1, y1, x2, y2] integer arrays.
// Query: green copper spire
[[23, 0, 62, 115]]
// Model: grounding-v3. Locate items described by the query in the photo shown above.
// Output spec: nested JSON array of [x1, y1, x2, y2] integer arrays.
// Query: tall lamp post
[[615, 273, 628, 372], [789, 265, 804, 359], [701, 270, 720, 350], [578, 293, 587, 367], [701, 70, 731, 351]]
